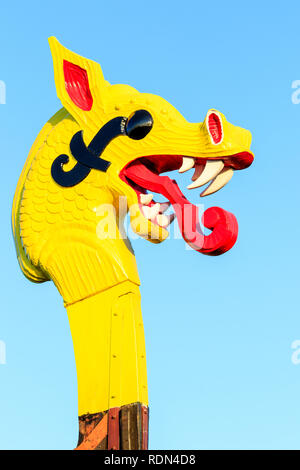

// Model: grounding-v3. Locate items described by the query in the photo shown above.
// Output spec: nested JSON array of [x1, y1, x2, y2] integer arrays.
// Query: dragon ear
[[48, 37, 108, 126], [205, 110, 224, 145]]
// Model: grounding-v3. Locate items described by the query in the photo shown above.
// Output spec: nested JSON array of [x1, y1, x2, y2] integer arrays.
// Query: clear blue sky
[[1, 0, 300, 450]]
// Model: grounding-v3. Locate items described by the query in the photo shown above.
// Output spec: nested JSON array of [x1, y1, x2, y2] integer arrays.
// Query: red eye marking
[[63, 60, 93, 111], [207, 112, 223, 144]]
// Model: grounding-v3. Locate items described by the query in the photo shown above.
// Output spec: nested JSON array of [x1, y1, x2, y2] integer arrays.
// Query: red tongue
[[124, 163, 238, 256]]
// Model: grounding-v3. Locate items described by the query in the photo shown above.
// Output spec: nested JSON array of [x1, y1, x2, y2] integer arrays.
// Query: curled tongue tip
[[199, 206, 239, 255], [171, 200, 238, 256], [158, 178, 238, 256]]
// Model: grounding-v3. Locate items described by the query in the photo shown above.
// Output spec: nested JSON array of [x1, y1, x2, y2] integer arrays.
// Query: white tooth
[[157, 213, 175, 227], [179, 157, 195, 173], [200, 168, 234, 197], [187, 160, 224, 189], [140, 193, 153, 205], [156, 214, 169, 227], [142, 203, 160, 219], [142, 206, 152, 219], [192, 163, 205, 181], [159, 202, 171, 213]]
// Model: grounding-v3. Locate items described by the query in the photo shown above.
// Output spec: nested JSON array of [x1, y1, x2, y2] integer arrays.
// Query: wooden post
[[76, 404, 149, 450]]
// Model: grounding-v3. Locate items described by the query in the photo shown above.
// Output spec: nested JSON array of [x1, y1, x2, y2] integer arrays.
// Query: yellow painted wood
[[66, 281, 148, 416], [11, 37, 253, 420]]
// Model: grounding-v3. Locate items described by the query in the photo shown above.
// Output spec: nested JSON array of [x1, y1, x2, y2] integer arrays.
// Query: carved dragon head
[[48, 38, 253, 256], [13, 38, 254, 298]]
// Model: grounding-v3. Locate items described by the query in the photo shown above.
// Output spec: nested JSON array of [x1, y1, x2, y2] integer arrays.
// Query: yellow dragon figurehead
[[11, 38, 254, 450], [12, 37, 253, 303]]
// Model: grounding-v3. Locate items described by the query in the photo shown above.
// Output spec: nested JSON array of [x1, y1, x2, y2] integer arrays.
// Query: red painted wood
[[207, 112, 223, 144], [141, 405, 149, 450], [108, 407, 120, 450], [63, 60, 93, 111]]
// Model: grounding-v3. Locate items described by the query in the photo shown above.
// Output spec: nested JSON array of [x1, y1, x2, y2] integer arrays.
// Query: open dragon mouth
[[120, 152, 253, 256]]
